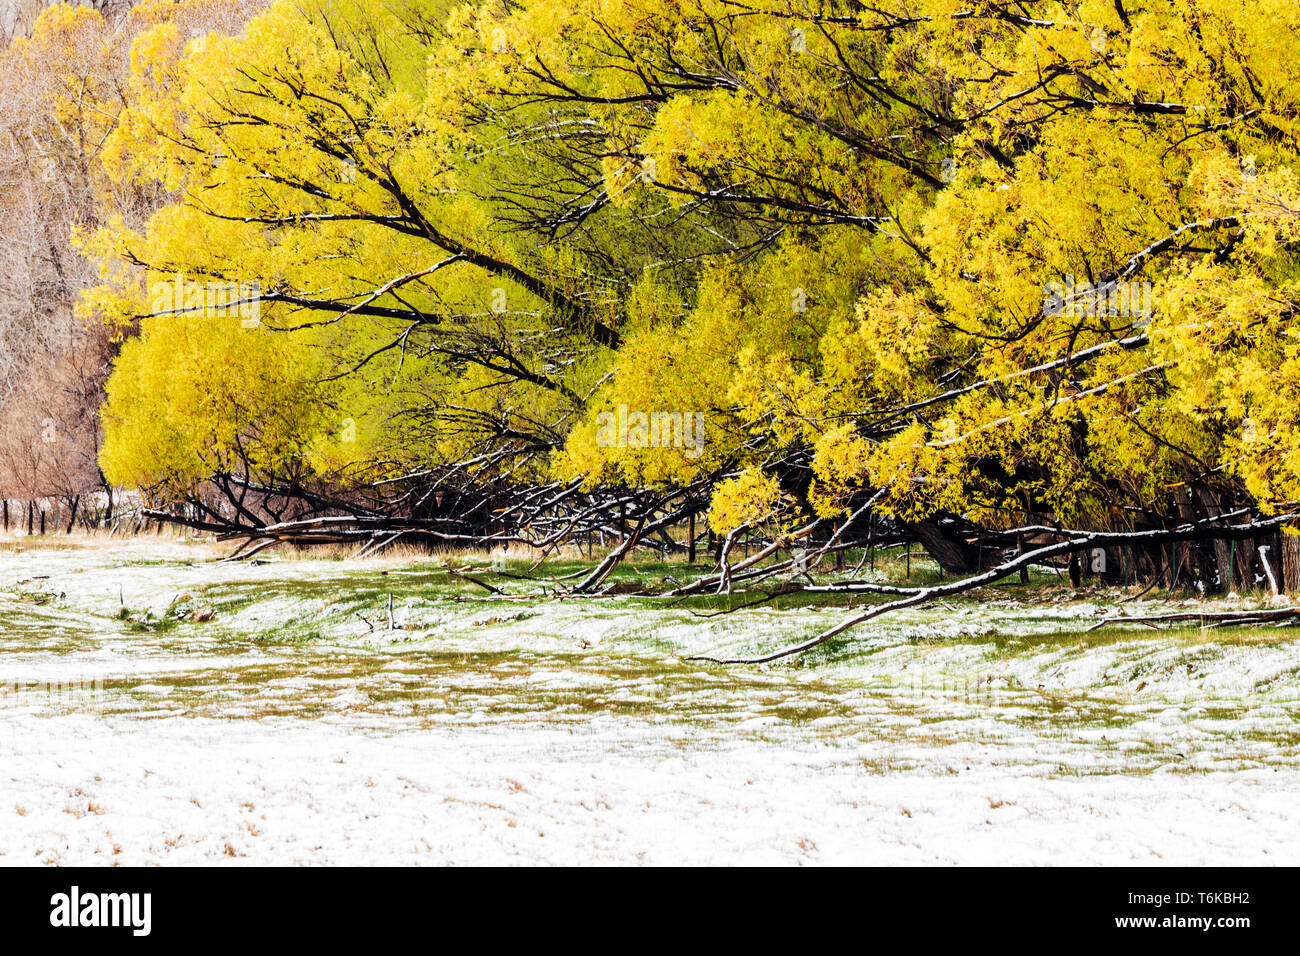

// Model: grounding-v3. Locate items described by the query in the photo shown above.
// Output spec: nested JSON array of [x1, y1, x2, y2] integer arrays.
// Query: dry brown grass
[[0, 526, 575, 566]]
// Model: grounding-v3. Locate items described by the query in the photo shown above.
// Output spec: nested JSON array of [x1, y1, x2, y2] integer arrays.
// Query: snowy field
[[2, 538, 1299, 865]]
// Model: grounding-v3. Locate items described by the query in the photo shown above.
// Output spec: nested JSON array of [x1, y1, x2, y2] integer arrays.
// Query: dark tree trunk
[[1194, 489, 1233, 593], [907, 516, 981, 575], [1282, 530, 1300, 595]]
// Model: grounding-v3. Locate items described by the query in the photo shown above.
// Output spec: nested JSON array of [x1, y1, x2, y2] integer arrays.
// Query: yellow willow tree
[[83, 0, 638, 505], [79, 0, 1300, 582], [484, 0, 1300, 563]]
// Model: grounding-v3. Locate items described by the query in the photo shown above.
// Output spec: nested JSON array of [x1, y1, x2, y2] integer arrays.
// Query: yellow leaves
[[858, 422, 948, 522], [1238, 169, 1300, 255], [729, 347, 821, 445], [1156, 242, 1300, 507], [100, 311, 331, 494], [823, 289, 940, 404], [556, 298, 729, 488], [2, 2, 124, 198], [16, 0, 106, 64], [809, 425, 872, 518], [1187, 151, 1300, 259], [707, 469, 786, 536], [601, 155, 651, 209]]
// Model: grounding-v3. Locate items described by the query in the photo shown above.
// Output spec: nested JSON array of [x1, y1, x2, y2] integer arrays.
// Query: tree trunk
[[907, 517, 980, 575], [1282, 531, 1300, 595], [1194, 488, 1233, 593]]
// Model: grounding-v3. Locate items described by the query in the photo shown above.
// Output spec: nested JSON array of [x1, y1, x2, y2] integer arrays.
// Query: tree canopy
[[58, 0, 1300, 571]]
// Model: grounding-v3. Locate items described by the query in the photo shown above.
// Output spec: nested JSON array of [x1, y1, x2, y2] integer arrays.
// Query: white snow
[[4, 713, 1297, 865], [2, 539, 1299, 865]]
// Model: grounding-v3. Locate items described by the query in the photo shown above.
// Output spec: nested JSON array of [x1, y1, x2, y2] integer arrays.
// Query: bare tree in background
[[0, 0, 269, 518]]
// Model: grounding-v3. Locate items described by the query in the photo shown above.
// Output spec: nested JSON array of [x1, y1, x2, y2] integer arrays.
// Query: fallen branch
[[686, 512, 1300, 664], [446, 567, 504, 594], [1087, 606, 1300, 631]]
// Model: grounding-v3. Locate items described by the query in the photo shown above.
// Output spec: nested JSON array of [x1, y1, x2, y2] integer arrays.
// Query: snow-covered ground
[[2, 538, 1299, 865], [6, 713, 1298, 865]]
